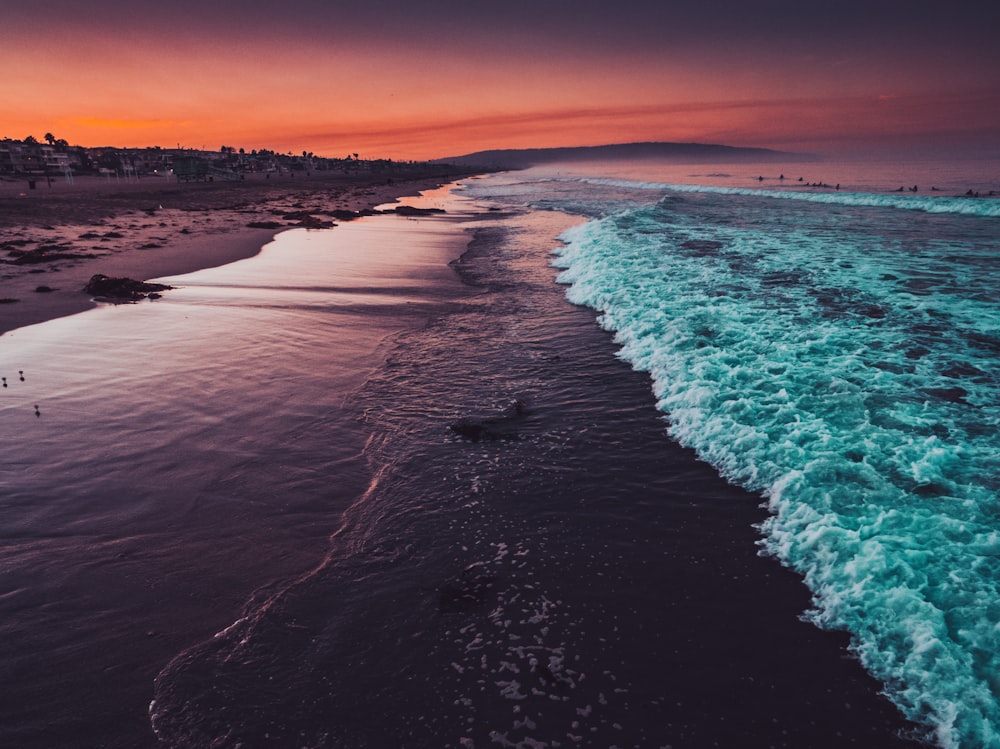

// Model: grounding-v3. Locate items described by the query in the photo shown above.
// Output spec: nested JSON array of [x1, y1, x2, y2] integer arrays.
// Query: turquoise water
[[468, 163, 1000, 747]]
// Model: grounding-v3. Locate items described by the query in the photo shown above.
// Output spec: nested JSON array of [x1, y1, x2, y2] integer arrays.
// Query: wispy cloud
[[297, 99, 838, 144]]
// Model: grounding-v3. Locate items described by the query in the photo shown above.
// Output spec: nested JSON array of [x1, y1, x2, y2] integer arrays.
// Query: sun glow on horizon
[[3, 2, 997, 161], [67, 117, 194, 131]]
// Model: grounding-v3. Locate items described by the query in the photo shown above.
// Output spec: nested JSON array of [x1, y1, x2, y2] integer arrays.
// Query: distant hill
[[432, 141, 813, 169]]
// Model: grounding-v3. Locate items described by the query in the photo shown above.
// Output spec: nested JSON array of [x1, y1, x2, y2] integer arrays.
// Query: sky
[[3, 0, 999, 161]]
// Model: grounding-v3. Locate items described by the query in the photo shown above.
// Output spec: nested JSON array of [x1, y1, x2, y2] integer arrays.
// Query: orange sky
[[3, 1, 998, 160]]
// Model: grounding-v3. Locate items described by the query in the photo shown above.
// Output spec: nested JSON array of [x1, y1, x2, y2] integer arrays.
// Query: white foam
[[552, 188, 1000, 745], [583, 178, 1000, 219]]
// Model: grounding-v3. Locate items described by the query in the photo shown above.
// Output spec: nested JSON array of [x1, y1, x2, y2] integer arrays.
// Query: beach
[[146, 177, 926, 748], [0, 177, 486, 748], [6, 0, 997, 743], [0, 167, 473, 335], [4, 162, 986, 747]]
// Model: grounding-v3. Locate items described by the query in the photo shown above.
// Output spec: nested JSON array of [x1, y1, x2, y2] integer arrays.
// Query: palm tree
[[44, 133, 55, 145]]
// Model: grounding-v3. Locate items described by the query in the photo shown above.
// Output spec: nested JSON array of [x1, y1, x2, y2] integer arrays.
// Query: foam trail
[[582, 178, 1000, 218]]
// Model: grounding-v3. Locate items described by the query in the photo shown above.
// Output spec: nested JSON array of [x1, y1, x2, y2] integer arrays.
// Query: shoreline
[[0, 170, 931, 746], [0, 168, 480, 337], [139, 193, 928, 746], [0, 186, 485, 749]]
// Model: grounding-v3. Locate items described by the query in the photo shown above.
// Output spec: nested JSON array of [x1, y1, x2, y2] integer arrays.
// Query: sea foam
[[583, 178, 1000, 218], [553, 189, 1000, 747]]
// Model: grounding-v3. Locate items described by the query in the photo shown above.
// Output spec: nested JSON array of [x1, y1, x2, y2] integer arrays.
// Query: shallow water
[[0, 193, 476, 747], [2, 165, 982, 747]]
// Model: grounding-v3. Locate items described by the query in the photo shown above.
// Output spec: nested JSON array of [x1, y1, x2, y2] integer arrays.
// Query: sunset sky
[[4, 1, 998, 160]]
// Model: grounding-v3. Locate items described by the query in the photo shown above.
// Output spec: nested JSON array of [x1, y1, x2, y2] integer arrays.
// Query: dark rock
[[34, 285, 55, 293], [8, 245, 95, 265], [280, 211, 336, 229], [449, 421, 505, 441], [84, 274, 173, 302], [394, 205, 446, 216], [0, 298, 19, 304], [328, 209, 362, 221], [246, 221, 283, 229], [449, 399, 529, 442], [296, 216, 335, 229], [328, 208, 380, 221]]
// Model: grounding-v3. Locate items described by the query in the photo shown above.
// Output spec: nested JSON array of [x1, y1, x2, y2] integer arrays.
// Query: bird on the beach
[[34, 404, 40, 417], [2, 377, 6, 388], [19, 370, 24, 381]]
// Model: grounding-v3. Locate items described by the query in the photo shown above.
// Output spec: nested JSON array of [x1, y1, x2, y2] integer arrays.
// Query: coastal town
[[0, 132, 479, 336], [0, 134, 412, 185]]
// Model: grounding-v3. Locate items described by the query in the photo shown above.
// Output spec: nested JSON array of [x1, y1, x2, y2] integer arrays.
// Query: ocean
[[1, 159, 998, 747]]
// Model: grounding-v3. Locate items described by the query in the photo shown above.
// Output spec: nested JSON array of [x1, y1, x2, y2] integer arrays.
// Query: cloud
[[299, 99, 829, 142]]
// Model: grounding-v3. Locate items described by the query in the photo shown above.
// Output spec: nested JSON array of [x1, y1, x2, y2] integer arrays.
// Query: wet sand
[[0, 168, 476, 336], [0, 187, 483, 749]]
